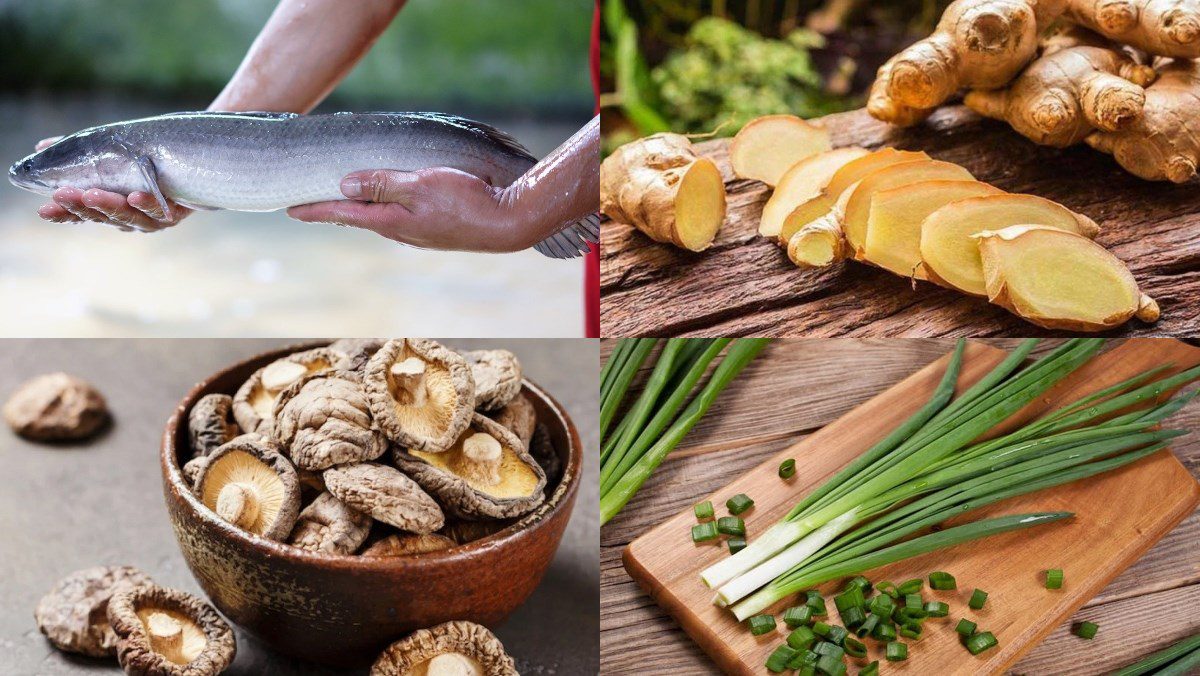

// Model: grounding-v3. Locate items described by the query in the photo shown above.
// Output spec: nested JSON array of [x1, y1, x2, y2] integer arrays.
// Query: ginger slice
[[758, 147, 868, 238], [777, 148, 930, 244], [600, 133, 726, 251], [730, 115, 832, 187], [864, 179, 1004, 279], [920, 193, 1101, 296], [977, 224, 1158, 331]]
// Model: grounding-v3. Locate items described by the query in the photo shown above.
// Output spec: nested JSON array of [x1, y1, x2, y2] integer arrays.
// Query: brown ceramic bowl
[[159, 342, 582, 667]]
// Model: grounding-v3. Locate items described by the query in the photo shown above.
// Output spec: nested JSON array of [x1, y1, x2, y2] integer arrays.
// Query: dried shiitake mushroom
[[364, 339, 474, 453], [371, 620, 518, 676], [489, 393, 535, 450], [187, 394, 240, 458], [440, 520, 510, 546], [271, 370, 386, 471], [182, 456, 210, 489], [195, 435, 301, 541], [323, 462, 444, 533], [463, 349, 522, 412], [232, 347, 341, 435], [287, 492, 372, 555], [3, 372, 109, 442], [361, 533, 457, 557], [329, 338, 384, 372], [35, 566, 154, 658], [394, 414, 546, 520], [529, 423, 562, 487], [108, 584, 235, 675]]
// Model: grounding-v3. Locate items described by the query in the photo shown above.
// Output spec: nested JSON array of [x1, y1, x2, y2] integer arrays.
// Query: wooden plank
[[600, 106, 1200, 337], [619, 340, 1200, 675]]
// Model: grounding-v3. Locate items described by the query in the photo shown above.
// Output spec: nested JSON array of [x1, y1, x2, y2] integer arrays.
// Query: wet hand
[[286, 168, 526, 253]]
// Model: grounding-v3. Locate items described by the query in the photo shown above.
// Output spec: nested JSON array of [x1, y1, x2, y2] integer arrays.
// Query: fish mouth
[[8, 161, 49, 193]]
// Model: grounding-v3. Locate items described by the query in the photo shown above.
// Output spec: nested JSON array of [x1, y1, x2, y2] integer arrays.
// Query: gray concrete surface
[[0, 339, 598, 675]]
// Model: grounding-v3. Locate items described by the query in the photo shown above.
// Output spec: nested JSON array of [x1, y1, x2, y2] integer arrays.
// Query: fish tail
[[532, 213, 600, 259]]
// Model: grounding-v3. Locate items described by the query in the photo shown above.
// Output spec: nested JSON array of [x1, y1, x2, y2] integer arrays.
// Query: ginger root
[[730, 115, 832, 187], [600, 133, 727, 251], [965, 45, 1155, 147], [977, 224, 1158, 331], [1063, 0, 1200, 58], [758, 147, 869, 238], [1086, 58, 1200, 182]]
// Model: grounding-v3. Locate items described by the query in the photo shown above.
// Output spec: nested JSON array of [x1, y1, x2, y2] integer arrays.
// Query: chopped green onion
[[929, 571, 957, 590], [827, 625, 850, 646], [860, 661, 879, 676], [788, 648, 813, 670], [886, 641, 908, 661], [1046, 568, 1064, 589], [871, 621, 897, 642], [767, 645, 798, 673], [717, 516, 746, 537], [780, 459, 797, 480], [814, 641, 844, 659], [817, 652, 846, 676], [966, 631, 998, 655], [895, 606, 926, 622], [691, 522, 719, 542], [847, 576, 873, 594], [856, 615, 879, 638], [904, 593, 922, 610], [1074, 621, 1098, 639], [806, 592, 828, 616], [924, 601, 949, 617], [728, 537, 747, 555], [835, 586, 865, 612], [899, 623, 923, 640], [749, 614, 777, 636], [968, 589, 988, 610], [784, 606, 815, 628], [788, 626, 817, 650], [844, 637, 868, 658], [813, 621, 833, 638], [897, 578, 924, 595], [727, 493, 754, 515], [694, 501, 714, 520], [840, 606, 867, 629], [876, 581, 899, 598], [868, 594, 895, 617], [956, 619, 977, 636]]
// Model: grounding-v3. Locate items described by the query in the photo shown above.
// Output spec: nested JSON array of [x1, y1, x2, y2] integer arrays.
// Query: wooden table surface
[[600, 106, 1200, 338], [599, 338, 1200, 675]]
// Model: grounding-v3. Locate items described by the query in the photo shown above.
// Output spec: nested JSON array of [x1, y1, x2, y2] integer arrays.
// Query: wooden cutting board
[[623, 339, 1200, 675]]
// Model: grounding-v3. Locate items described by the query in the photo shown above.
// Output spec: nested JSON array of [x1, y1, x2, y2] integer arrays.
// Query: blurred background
[[0, 0, 594, 337], [600, 0, 952, 154]]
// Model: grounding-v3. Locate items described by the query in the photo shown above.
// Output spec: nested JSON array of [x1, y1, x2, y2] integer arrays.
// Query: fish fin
[[131, 153, 172, 220], [157, 111, 299, 120], [532, 213, 600, 259], [171, 199, 220, 211]]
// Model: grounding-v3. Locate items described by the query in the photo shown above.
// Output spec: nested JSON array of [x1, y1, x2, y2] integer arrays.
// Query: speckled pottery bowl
[[160, 342, 582, 667]]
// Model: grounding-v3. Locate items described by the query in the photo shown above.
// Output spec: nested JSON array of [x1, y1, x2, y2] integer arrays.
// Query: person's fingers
[[35, 136, 64, 151], [127, 192, 185, 227], [287, 200, 397, 228], [53, 188, 110, 223], [37, 203, 81, 223], [339, 169, 424, 208], [80, 189, 156, 231]]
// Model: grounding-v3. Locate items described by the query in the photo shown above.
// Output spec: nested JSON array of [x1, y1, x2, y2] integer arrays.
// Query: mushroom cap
[[287, 492, 372, 555], [463, 349, 523, 412], [271, 370, 387, 471], [370, 621, 517, 676], [528, 423, 562, 487], [488, 393, 536, 450], [35, 566, 154, 658], [364, 339, 475, 453], [232, 347, 342, 435], [108, 584, 235, 676], [181, 455, 211, 490], [323, 462, 445, 533], [329, 338, 385, 372], [394, 414, 546, 520], [361, 533, 457, 557], [3, 372, 109, 441], [195, 435, 301, 541], [187, 394, 240, 458]]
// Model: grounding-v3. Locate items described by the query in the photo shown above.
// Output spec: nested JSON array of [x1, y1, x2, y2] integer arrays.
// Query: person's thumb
[[340, 170, 422, 205]]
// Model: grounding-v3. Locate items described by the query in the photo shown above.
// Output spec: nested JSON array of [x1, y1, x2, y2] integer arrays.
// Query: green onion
[[600, 338, 656, 439], [847, 576, 873, 594], [813, 621, 833, 638], [860, 661, 879, 676], [897, 578, 924, 595], [968, 589, 988, 610], [899, 623, 923, 640], [814, 640, 844, 657], [844, 637, 867, 658], [929, 571, 956, 590], [694, 501, 714, 520], [816, 652, 846, 676], [787, 626, 817, 650], [767, 645, 798, 673], [904, 593, 922, 610], [717, 516, 745, 537], [748, 614, 776, 636], [835, 586, 865, 612], [780, 459, 797, 479], [728, 537, 747, 555], [966, 631, 998, 655], [1074, 621, 1098, 639], [856, 615, 879, 638], [871, 622, 896, 642], [1045, 568, 1064, 589], [727, 493, 755, 515], [827, 625, 849, 646], [806, 592, 828, 616], [1114, 633, 1200, 676], [789, 648, 813, 670], [924, 601, 949, 617], [876, 581, 898, 598], [885, 641, 908, 661], [840, 606, 867, 629], [784, 606, 815, 628], [691, 522, 719, 542], [956, 619, 977, 636], [868, 594, 895, 618]]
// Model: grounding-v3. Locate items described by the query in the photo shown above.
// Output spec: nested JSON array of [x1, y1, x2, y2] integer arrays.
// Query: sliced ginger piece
[[758, 147, 869, 238], [730, 115, 832, 187], [778, 148, 930, 244], [864, 179, 1004, 279], [920, 193, 1101, 296], [600, 133, 727, 251], [977, 224, 1158, 332]]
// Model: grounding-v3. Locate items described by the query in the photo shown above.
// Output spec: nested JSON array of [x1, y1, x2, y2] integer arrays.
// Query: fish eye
[[22, 160, 33, 172]]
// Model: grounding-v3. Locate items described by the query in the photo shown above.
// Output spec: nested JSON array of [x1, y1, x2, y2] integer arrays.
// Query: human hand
[[287, 167, 528, 253], [31, 136, 191, 233]]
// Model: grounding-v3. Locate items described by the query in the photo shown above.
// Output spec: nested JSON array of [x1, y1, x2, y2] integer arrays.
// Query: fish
[[8, 111, 598, 259]]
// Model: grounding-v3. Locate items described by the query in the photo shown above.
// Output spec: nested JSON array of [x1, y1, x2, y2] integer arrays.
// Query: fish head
[[9, 127, 140, 195]]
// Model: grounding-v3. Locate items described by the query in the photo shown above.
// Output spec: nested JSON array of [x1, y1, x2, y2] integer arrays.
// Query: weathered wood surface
[[599, 339, 1200, 675], [600, 107, 1200, 337]]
